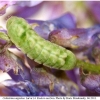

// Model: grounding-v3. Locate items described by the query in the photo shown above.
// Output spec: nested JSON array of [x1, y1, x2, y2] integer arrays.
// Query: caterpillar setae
[[6, 16, 76, 70]]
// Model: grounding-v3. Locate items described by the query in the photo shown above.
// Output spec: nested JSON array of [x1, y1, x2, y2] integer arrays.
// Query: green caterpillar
[[6, 16, 76, 70]]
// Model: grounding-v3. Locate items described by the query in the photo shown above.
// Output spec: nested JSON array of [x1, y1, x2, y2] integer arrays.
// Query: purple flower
[[49, 25, 100, 50], [32, 13, 76, 39], [0, 1, 16, 15], [86, 1, 100, 23], [80, 68, 100, 95]]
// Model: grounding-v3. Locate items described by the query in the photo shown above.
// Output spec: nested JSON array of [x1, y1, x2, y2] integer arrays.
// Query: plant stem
[[0, 32, 10, 42], [76, 59, 100, 74]]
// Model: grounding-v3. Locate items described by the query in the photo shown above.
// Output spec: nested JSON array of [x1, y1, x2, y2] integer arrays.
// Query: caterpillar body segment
[[7, 16, 76, 70]]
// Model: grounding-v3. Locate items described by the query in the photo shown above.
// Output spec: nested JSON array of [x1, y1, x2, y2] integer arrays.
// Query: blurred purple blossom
[[54, 80, 79, 96], [52, 70, 79, 96], [29, 13, 76, 39], [86, 1, 100, 23], [0, 1, 43, 16], [49, 25, 100, 50], [0, 51, 20, 73], [30, 65, 79, 96], [16, 1, 43, 7], [30, 65, 56, 87], [80, 70, 100, 95], [0, 1, 16, 15], [13, 3, 43, 19], [7, 54, 32, 82], [1, 77, 79, 96], [1, 79, 44, 96], [0, 82, 19, 96], [85, 34, 100, 64]]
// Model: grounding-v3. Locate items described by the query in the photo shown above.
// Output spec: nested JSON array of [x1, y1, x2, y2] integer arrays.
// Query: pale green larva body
[[6, 16, 76, 70]]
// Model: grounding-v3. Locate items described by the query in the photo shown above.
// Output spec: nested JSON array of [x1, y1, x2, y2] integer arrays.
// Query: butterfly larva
[[6, 16, 76, 70]]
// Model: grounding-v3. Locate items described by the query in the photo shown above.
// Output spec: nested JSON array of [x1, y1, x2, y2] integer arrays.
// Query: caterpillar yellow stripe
[[6, 16, 76, 70]]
